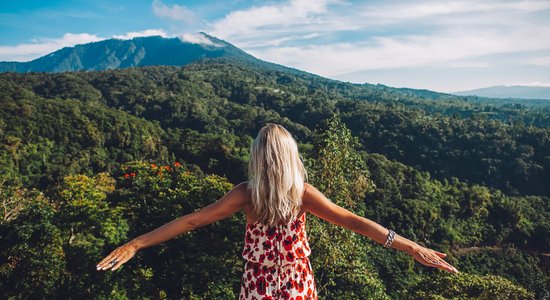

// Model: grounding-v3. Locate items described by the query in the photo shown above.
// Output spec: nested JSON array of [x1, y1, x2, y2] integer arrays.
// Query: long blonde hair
[[247, 123, 308, 227]]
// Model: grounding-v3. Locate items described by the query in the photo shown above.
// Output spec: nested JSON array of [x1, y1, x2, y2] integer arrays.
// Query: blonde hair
[[247, 123, 308, 227]]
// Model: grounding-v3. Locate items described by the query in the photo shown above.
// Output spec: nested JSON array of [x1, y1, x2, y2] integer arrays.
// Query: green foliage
[[0, 172, 131, 299], [0, 92, 170, 191], [304, 115, 389, 299], [0, 60, 549, 298], [362, 151, 549, 298], [0, 176, 44, 224], [407, 272, 535, 300], [106, 161, 243, 299], [0, 198, 65, 299], [3, 61, 550, 196]]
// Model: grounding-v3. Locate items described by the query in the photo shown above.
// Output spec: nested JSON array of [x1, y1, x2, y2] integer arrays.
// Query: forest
[[0, 58, 549, 299]]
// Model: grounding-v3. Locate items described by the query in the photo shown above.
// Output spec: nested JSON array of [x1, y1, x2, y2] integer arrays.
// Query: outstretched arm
[[96, 182, 248, 271], [302, 183, 458, 273]]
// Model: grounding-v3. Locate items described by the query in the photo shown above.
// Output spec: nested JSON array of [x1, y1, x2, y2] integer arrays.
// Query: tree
[[304, 114, 388, 299]]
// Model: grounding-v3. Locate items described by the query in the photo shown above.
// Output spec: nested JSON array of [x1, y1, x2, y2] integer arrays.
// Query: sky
[[1, 0, 549, 93]]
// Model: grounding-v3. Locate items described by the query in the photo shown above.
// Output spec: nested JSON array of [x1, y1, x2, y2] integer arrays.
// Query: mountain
[[0, 32, 256, 73], [453, 85, 550, 100]]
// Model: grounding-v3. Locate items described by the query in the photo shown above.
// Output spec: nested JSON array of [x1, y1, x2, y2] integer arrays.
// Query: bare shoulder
[[234, 181, 249, 191], [229, 181, 247, 195], [302, 182, 325, 209], [233, 181, 250, 204], [235, 181, 253, 214], [303, 182, 320, 197]]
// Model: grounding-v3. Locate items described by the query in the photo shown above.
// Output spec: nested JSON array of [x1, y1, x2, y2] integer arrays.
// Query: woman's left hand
[[409, 245, 459, 273], [96, 241, 138, 271]]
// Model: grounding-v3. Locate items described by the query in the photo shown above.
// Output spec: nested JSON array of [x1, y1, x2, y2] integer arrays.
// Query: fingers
[[425, 249, 457, 273], [431, 256, 459, 273], [415, 250, 459, 273], [435, 258, 458, 273], [111, 253, 129, 271], [97, 247, 125, 271], [96, 243, 136, 271], [96, 250, 118, 271], [416, 252, 437, 268], [435, 251, 447, 258]]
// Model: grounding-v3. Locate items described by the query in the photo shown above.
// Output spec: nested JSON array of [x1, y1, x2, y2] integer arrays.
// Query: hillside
[[3, 32, 550, 116], [2, 58, 550, 195], [0, 58, 549, 299]]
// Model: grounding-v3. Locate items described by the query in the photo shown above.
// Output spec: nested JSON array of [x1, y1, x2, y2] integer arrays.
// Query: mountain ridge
[[0, 33, 255, 73], [3, 33, 550, 110], [453, 85, 550, 100]]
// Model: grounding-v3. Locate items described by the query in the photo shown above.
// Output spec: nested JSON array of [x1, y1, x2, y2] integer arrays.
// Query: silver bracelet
[[383, 229, 396, 248]]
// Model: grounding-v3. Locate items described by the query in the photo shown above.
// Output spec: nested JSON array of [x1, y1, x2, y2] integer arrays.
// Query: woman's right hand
[[96, 240, 139, 271], [409, 245, 459, 273]]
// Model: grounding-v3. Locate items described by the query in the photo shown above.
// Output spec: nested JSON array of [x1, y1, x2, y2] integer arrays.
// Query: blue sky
[[1, 0, 549, 93]]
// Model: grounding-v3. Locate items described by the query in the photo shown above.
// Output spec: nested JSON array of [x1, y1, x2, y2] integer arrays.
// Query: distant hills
[[454, 85, 550, 100], [2, 32, 550, 108], [0, 32, 255, 73]]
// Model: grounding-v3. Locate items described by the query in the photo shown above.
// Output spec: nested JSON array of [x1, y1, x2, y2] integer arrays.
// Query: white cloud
[[362, 0, 550, 21], [113, 29, 169, 39], [193, 0, 549, 92], [228, 33, 322, 48], [209, 0, 335, 41], [0, 33, 102, 62], [152, 0, 196, 24], [248, 25, 550, 77], [179, 33, 222, 47], [524, 56, 550, 67]]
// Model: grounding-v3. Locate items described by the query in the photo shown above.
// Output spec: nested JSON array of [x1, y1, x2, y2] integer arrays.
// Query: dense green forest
[[0, 58, 549, 299]]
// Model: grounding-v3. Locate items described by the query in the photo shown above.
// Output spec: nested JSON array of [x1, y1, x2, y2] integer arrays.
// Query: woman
[[96, 123, 458, 299]]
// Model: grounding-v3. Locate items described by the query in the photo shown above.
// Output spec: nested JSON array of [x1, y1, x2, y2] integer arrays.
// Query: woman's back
[[240, 191, 317, 299]]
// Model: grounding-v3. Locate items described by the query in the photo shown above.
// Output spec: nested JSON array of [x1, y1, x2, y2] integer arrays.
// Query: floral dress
[[239, 212, 318, 300]]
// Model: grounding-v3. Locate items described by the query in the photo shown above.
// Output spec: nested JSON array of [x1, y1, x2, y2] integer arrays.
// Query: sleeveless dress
[[239, 212, 318, 300]]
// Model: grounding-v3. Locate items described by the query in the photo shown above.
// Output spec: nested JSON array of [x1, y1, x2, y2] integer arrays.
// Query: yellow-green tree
[[304, 114, 389, 299]]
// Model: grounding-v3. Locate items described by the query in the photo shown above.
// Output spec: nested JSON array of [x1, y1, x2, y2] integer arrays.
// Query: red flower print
[[239, 213, 316, 299], [286, 252, 295, 262], [266, 227, 277, 240], [298, 281, 305, 293], [253, 264, 261, 277], [256, 276, 267, 295], [283, 236, 293, 251], [124, 173, 129, 179], [246, 232, 254, 244]]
